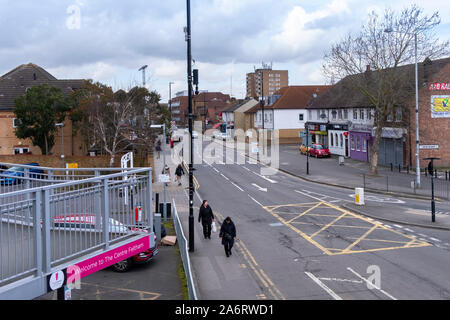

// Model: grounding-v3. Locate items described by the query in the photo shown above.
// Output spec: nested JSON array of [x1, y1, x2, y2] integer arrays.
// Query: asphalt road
[[191, 139, 450, 300]]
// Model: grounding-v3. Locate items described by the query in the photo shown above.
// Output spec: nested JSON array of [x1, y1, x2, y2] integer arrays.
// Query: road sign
[[419, 145, 439, 150], [48, 270, 65, 291]]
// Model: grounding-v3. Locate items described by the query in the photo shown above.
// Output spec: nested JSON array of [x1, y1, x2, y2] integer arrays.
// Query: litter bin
[[339, 156, 345, 165], [159, 203, 172, 218]]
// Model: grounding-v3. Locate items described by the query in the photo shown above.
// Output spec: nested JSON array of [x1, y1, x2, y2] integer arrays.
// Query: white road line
[[393, 224, 403, 229], [418, 233, 427, 237], [429, 237, 441, 242], [220, 173, 230, 181], [231, 182, 244, 192], [305, 272, 343, 300], [252, 183, 267, 192], [384, 225, 392, 229], [248, 195, 263, 207], [318, 277, 363, 284], [346, 267, 397, 300], [212, 167, 220, 173], [250, 170, 277, 184], [404, 228, 414, 233]]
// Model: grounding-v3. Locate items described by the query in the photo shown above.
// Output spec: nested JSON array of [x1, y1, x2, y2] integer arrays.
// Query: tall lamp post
[[55, 123, 64, 168], [169, 81, 174, 114], [185, 0, 195, 252], [150, 124, 167, 222], [384, 27, 421, 188], [260, 71, 265, 154], [139, 65, 148, 87]]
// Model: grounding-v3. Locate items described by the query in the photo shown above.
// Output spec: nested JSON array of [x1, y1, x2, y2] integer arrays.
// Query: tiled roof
[[306, 57, 450, 109], [0, 63, 85, 110]]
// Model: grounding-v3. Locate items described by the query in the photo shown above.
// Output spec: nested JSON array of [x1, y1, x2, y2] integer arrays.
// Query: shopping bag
[[211, 221, 217, 233]]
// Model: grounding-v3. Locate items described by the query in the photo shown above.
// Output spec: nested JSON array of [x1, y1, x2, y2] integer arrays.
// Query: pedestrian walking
[[155, 140, 162, 159], [198, 200, 215, 239], [175, 163, 185, 186], [219, 217, 236, 257]]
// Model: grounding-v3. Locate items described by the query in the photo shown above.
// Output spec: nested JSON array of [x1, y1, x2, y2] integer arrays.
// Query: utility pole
[[186, 0, 195, 252], [139, 65, 148, 87]]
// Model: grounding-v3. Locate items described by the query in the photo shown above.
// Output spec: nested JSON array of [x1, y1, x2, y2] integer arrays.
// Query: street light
[[169, 81, 174, 114], [185, 0, 195, 252], [150, 124, 167, 223], [384, 27, 421, 188], [55, 123, 64, 168], [139, 65, 148, 87]]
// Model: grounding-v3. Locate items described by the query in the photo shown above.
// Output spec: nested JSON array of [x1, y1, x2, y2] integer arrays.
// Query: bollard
[[155, 193, 160, 213], [398, 164, 401, 173], [390, 163, 393, 171], [355, 188, 365, 205], [155, 213, 162, 241]]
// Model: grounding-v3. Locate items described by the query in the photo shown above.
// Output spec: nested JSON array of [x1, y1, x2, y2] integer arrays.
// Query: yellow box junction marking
[[263, 201, 431, 255]]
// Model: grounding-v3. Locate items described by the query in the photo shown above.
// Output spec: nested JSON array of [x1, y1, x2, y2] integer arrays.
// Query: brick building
[[246, 63, 288, 98], [0, 63, 85, 156]]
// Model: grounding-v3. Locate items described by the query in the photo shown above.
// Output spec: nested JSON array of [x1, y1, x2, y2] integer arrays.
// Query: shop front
[[349, 123, 372, 162], [327, 123, 349, 157], [306, 123, 328, 147]]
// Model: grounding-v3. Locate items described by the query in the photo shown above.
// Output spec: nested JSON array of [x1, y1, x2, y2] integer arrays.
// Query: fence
[[0, 163, 154, 298], [360, 167, 450, 200], [172, 199, 198, 300]]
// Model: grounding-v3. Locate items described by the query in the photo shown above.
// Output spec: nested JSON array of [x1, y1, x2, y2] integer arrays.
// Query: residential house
[[0, 63, 85, 156]]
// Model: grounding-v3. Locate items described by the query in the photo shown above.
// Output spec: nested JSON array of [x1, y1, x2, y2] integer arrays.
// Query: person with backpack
[[219, 217, 237, 257]]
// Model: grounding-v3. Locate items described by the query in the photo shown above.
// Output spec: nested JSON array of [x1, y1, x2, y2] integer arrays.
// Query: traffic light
[[193, 69, 199, 85]]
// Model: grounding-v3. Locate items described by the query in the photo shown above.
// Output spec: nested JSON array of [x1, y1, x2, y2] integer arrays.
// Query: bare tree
[[71, 80, 162, 166], [323, 5, 449, 174]]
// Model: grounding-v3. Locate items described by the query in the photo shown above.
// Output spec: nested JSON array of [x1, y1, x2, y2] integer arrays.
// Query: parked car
[[171, 130, 183, 142], [299, 144, 310, 155], [308, 144, 331, 158], [212, 130, 228, 141], [52, 214, 159, 273], [0, 163, 44, 185]]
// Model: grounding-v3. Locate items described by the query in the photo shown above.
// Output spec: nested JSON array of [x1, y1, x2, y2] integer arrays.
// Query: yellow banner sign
[[431, 95, 450, 118], [67, 163, 78, 169]]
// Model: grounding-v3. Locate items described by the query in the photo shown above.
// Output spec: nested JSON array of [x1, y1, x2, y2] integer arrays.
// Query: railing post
[[43, 189, 51, 274], [102, 178, 109, 250], [34, 190, 43, 277]]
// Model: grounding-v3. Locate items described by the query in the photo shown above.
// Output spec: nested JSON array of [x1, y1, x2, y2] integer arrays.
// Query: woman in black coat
[[219, 217, 237, 257]]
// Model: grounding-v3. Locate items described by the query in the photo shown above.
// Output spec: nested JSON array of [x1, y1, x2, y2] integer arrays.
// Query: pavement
[[156, 137, 450, 300]]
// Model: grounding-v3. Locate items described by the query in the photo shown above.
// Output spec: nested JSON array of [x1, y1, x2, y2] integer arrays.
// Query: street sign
[[159, 174, 170, 183], [48, 270, 65, 291], [419, 145, 439, 150]]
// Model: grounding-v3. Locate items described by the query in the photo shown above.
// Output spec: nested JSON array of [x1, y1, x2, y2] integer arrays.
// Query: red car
[[308, 144, 331, 158]]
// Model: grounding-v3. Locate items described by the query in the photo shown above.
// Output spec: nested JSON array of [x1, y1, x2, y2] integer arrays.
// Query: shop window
[[356, 136, 361, 151], [335, 133, 338, 147], [351, 135, 355, 150], [340, 134, 344, 147], [362, 138, 367, 152], [330, 133, 334, 146]]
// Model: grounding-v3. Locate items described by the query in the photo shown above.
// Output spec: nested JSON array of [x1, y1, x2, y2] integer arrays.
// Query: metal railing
[[172, 199, 197, 300], [0, 163, 153, 296]]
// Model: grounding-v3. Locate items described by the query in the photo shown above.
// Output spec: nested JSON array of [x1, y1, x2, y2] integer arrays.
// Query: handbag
[[211, 221, 217, 233]]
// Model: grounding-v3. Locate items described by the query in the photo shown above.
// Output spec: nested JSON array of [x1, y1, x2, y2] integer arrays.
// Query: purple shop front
[[349, 132, 372, 162]]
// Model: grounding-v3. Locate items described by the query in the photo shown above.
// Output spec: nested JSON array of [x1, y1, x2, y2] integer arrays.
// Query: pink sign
[[429, 83, 450, 90], [67, 236, 149, 283]]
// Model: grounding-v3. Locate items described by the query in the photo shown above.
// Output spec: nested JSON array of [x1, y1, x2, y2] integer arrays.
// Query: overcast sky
[[0, 0, 449, 102]]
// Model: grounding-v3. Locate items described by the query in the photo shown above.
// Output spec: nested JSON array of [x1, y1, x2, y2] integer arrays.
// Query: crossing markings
[[262, 201, 431, 256]]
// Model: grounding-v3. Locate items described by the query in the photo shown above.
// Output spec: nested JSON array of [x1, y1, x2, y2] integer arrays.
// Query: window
[[338, 110, 343, 120], [356, 136, 361, 151], [344, 109, 348, 119], [316, 110, 320, 120], [368, 109, 372, 120], [362, 138, 367, 152], [13, 118, 22, 128], [387, 113, 393, 122], [335, 133, 338, 147], [351, 135, 355, 150], [332, 110, 337, 120], [353, 109, 358, 120], [360, 109, 364, 120], [299, 114, 304, 121], [340, 134, 344, 147], [330, 133, 334, 146], [395, 108, 402, 122], [308, 110, 312, 120], [13, 147, 29, 155]]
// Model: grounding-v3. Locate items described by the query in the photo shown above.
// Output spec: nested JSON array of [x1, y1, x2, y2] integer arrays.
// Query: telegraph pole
[[186, 0, 195, 251]]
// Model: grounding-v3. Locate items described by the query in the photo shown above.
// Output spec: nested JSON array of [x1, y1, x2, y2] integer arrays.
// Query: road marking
[[342, 224, 378, 254], [346, 267, 397, 300], [212, 167, 220, 173], [252, 183, 267, 192], [305, 272, 343, 300], [318, 277, 363, 284], [286, 202, 323, 224], [250, 170, 277, 184], [220, 173, 229, 181], [269, 222, 284, 227], [393, 225, 403, 229], [231, 181, 244, 192], [404, 228, 414, 233], [248, 195, 263, 207], [429, 237, 441, 242]]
